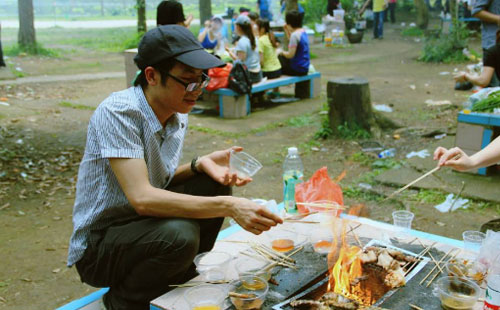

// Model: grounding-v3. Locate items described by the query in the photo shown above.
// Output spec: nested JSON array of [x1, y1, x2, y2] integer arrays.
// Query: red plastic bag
[[205, 63, 232, 91], [295, 167, 344, 214]]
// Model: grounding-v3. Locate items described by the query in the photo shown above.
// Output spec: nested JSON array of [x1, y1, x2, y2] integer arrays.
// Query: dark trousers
[[278, 55, 307, 76], [0, 39, 5, 67], [384, 2, 396, 24], [75, 174, 230, 310], [373, 11, 385, 39], [263, 68, 282, 79]]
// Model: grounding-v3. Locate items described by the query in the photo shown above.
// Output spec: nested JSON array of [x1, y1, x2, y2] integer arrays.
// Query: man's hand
[[198, 146, 252, 187], [433, 146, 475, 171], [204, 20, 211, 28], [229, 197, 283, 235]]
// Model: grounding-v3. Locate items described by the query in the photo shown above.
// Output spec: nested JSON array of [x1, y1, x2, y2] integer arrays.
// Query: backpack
[[228, 61, 252, 95]]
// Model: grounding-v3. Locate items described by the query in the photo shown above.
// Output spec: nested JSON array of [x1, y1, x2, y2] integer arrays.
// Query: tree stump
[[327, 77, 378, 136]]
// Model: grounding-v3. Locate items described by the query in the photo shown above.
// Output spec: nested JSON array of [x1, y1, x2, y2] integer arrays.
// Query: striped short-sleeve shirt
[[67, 86, 187, 266]]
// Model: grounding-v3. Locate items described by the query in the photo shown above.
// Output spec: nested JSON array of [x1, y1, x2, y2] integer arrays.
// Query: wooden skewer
[[219, 240, 250, 244], [416, 239, 444, 274], [403, 241, 436, 274], [284, 219, 321, 224], [296, 202, 346, 209], [426, 250, 461, 287], [229, 292, 257, 298], [419, 248, 455, 285], [385, 155, 461, 201], [384, 166, 441, 201], [409, 304, 425, 310], [286, 246, 304, 258], [349, 224, 364, 248], [169, 280, 230, 288]]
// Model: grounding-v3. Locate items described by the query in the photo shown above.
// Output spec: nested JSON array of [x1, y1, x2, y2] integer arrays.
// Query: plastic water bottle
[[378, 148, 396, 158], [283, 147, 304, 214]]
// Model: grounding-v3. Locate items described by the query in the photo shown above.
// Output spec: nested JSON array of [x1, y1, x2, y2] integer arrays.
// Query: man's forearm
[[473, 10, 500, 24], [134, 187, 234, 219]]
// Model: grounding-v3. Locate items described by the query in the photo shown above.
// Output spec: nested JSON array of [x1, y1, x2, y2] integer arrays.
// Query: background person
[[278, 10, 310, 76], [361, 0, 388, 39], [257, 18, 282, 80], [0, 22, 5, 68], [198, 17, 224, 50], [257, 0, 273, 20], [454, 30, 500, 87], [227, 15, 263, 84], [156, 0, 193, 27]]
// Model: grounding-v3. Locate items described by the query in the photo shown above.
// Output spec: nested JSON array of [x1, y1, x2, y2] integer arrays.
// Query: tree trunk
[[285, 0, 299, 12], [414, 0, 429, 29], [100, 0, 104, 16], [18, 0, 36, 52], [327, 77, 379, 136], [137, 0, 146, 33], [199, 0, 212, 26]]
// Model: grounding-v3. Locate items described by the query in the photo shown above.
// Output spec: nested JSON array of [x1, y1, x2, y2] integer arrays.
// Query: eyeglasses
[[166, 72, 210, 92]]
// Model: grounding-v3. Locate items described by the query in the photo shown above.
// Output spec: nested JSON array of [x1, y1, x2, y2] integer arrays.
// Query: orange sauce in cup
[[313, 240, 332, 252], [271, 239, 294, 252]]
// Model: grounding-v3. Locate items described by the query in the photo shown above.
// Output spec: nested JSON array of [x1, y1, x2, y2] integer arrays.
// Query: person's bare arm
[[359, 0, 372, 15], [184, 14, 194, 28], [198, 28, 209, 42], [236, 51, 247, 61], [259, 51, 264, 66], [454, 67, 495, 87], [281, 46, 297, 59], [473, 10, 500, 25], [434, 136, 500, 171], [226, 47, 238, 60], [109, 158, 283, 234]]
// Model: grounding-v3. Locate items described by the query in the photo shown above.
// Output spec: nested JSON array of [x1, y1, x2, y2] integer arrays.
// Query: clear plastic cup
[[229, 150, 263, 179], [433, 276, 480, 310], [462, 230, 486, 252], [229, 275, 269, 310], [194, 251, 232, 281], [268, 228, 297, 253], [184, 284, 227, 310], [392, 210, 414, 229], [309, 228, 334, 254], [234, 257, 274, 281]]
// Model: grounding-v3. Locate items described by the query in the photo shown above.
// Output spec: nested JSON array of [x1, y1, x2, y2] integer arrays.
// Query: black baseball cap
[[134, 25, 225, 70]]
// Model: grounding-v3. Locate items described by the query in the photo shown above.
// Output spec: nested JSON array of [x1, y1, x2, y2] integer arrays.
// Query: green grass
[[401, 27, 424, 37], [4, 43, 60, 57], [59, 101, 95, 110]]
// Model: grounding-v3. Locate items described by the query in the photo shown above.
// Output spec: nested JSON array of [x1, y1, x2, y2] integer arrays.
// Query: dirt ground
[[0, 19, 499, 309]]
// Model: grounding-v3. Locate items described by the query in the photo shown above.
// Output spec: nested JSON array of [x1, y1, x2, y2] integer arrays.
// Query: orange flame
[[327, 219, 371, 305]]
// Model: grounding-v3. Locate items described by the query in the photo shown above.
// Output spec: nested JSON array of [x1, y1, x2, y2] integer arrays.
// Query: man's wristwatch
[[191, 156, 201, 174]]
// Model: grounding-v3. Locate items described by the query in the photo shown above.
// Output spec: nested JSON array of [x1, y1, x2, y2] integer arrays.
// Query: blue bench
[[204, 72, 321, 118]]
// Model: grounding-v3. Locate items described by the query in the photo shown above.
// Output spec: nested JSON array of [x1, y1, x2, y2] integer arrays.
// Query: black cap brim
[[175, 49, 226, 70]]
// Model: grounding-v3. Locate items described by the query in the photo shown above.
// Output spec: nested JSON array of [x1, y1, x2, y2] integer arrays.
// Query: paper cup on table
[[229, 150, 262, 179]]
